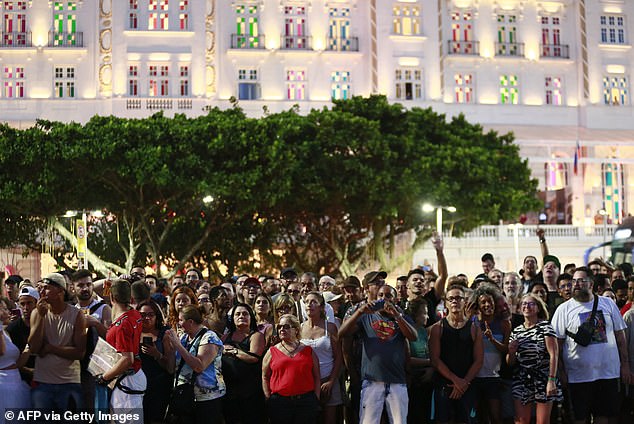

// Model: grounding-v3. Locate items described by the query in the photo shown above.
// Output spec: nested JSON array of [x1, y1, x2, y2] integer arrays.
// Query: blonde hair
[[520, 294, 549, 321]]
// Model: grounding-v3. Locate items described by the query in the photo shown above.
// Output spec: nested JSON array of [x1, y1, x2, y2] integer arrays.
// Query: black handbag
[[165, 329, 206, 419], [565, 295, 599, 347]]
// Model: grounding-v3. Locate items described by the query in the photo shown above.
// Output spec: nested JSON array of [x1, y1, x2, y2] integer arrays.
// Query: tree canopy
[[0, 95, 539, 278]]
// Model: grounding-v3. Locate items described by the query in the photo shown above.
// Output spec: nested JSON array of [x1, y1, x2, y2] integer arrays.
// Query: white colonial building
[[1, 0, 634, 276]]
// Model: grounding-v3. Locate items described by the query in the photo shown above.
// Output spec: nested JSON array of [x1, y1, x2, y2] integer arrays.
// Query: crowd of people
[[0, 231, 633, 424]]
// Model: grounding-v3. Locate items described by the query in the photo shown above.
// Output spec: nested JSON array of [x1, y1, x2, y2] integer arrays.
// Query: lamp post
[[423, 204, 457, 235], [64, 209, 103, 269], [508, 223, 524, 272]]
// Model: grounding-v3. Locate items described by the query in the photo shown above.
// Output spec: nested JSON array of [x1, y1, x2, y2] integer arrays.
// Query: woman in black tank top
[[430, 285, 483, 424]]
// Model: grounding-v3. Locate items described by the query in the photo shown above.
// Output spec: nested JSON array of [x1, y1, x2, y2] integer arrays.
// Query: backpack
[[80, 300, 106, 370]]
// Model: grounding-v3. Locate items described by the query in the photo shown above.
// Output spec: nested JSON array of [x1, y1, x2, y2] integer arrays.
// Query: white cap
[[19, 285, 40, 301], [319, 275, 336, 288], [323, 291, 343, 303]]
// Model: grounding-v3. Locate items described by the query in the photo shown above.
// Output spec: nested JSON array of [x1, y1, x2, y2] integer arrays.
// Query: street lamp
[[423, 203, 456, 235], [508, 223, 524, 272], [63, 209, 104, 269]]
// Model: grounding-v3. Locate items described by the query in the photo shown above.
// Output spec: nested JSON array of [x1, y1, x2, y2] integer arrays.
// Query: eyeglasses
[[446, 296, 464, 303], [558, 282, 573, 289], [521, 301, 537, 307], [140, 312, 156, 318], [278, 324, 293, 330], [198, 298, 210, 303], [288, 289, 300, 294]]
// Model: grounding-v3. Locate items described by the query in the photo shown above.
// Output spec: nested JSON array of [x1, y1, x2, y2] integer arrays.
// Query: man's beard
[[573, 288, 591, 302]]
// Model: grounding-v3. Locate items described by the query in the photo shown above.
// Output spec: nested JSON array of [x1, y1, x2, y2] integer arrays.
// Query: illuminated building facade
[[1, 0, 634, 225]]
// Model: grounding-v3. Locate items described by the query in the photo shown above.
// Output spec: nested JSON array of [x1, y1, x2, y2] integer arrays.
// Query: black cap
[[362, 271, 387, 287], [342, 276, 361, 288]]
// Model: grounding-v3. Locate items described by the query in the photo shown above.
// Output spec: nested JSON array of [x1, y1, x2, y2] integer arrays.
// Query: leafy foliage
[[0, 96, 539, 277]]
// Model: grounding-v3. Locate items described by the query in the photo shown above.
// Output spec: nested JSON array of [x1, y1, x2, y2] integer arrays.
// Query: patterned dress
[[509, 320, 563, 404]]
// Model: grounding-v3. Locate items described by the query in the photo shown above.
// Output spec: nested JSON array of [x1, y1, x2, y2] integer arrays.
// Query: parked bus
[[584, 216, 634, 266]]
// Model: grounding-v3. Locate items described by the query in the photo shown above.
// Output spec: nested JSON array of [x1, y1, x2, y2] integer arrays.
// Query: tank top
[[222, 331, 262, 399], [436, 318, 474, 386], [269, 345, 314, 396], [0, 331, 20, 369], [33, 305, 81, 384], [473, 317, 503, 378], [300, 323, 334, 378]]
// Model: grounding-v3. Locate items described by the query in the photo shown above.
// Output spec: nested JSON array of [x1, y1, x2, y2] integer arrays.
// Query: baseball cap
[[362, 271, 387, 287], [342, 276, 361, 288], [319, 275, 336, 287], [543, 255, 561, 270], [19, 285, 40, 301], [43, 273, 67, 291], [243, 277, 261, 287], [323, 291, 343, 303]]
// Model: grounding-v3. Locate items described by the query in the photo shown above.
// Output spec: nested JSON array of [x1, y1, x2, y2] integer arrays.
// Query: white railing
[[445, 224, 618, 241]]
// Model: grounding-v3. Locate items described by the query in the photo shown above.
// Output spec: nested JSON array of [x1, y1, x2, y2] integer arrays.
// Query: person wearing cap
[[28, 272, 87, 410], [542, 255, 564, 316], [6, 285, 39, 384], [240, 276, 262, 309], [97, 279, 146, 418], [339, 284, 418, 423], [319, 275, 337, 293], [3, 275, 22, 302]]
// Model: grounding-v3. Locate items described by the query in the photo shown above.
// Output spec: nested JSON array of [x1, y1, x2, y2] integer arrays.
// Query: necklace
[[280, 341, 299, 356]]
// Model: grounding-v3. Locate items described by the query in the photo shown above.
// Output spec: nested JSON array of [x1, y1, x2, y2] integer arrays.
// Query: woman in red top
[[262, 314, 320, 424], [98, 279, 146, 419]]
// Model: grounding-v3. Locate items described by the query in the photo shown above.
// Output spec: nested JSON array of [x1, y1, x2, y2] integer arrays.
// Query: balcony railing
[[326, 36, 359, 52], [541, 43, 570, 59], [231, 33, 265, 49], [0, 32, 32, 47], [280, 35, 312, 50], [126, 98, 193, 110], [48, 31, 84, 47], [495, 42, 525, 57], [447, 40, 480, 55], [445, 224, 618, 240]]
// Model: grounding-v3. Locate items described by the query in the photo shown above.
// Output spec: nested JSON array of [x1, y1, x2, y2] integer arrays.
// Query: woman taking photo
[[507, 294, 561, 424], [222, 303, 266, 423], [167, 286, 198, 335], [300, 292, 343, 423], [164, 305, 225, 424], [262, 314, 320, 424], [137, 300, 174, 423]]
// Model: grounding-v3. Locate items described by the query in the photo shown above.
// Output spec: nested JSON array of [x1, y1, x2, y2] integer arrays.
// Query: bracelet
[[539, 238, 546, 243], [548, 376, 557, 381]]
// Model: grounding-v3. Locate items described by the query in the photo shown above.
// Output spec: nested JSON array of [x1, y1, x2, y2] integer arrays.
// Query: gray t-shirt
[[358, 312, 410, 384]]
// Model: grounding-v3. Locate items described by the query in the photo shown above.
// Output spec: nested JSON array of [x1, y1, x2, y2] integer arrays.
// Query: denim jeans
[[359, 380, 408, 424], [32, 382, 83, 410]]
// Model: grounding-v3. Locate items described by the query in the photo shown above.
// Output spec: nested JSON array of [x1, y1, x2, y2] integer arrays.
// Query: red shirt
[[269, 345, 314, 396], [621, 301, 632, 316], [106, 309, 143, 372]]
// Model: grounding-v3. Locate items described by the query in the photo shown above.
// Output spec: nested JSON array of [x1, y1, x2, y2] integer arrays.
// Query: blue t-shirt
[[176, 329, 226, 401], [357, 312, 412, 384]]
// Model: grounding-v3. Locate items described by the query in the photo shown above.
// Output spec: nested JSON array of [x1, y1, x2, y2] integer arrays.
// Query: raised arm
[[432, 234, 448, 300]]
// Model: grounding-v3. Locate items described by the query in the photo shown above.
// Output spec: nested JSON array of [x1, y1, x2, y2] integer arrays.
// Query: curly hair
[[168, 286, 198, 329]]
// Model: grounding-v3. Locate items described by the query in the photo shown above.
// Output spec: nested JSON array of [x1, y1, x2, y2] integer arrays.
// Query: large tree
[[0, 96, 538, 277]]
